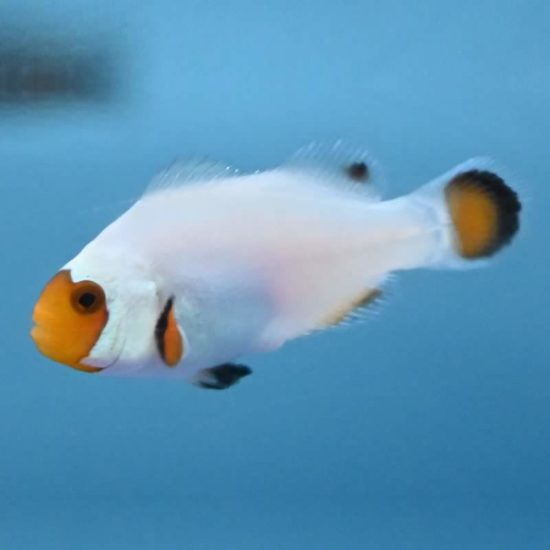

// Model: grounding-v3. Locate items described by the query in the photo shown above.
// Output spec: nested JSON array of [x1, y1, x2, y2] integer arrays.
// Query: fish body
[[31, 145, 521, 388]]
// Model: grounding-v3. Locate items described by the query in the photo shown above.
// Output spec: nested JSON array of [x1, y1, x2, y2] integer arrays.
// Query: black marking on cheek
[[346, 162, 369, 182], [154, 297, 173, 362]]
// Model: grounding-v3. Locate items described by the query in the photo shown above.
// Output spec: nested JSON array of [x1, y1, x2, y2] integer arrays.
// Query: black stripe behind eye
[[155, 297, 173, 362]]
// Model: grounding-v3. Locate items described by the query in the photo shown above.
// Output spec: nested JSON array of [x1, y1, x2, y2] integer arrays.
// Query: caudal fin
[[445, 168, 521, 259], [411, 160, 522, 267]]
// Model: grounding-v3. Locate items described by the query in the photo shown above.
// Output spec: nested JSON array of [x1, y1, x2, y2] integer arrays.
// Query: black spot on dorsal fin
[[345, 161, 370, 182], [195, 363, 252, 390], [283, 143, 382, 200]]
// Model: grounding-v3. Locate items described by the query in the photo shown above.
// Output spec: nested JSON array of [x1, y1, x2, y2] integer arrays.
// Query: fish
[[30, 143, 522, 389]]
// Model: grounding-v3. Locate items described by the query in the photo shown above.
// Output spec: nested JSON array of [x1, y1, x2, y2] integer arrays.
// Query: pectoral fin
[[194, 363, 252, 390]]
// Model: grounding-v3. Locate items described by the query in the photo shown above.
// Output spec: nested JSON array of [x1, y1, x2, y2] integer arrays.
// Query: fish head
[[31, 247, 169, 374], [31, 269, 108, 372]]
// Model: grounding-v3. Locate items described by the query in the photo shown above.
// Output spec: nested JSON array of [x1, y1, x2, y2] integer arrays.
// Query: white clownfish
[[31, 144, 521, 390]]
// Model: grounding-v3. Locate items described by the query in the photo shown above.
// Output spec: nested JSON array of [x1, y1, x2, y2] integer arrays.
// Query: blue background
[[1, 1, 549, 548]]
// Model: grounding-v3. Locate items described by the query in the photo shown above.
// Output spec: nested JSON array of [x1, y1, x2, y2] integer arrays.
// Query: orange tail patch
[[445, 170, 521, 259]]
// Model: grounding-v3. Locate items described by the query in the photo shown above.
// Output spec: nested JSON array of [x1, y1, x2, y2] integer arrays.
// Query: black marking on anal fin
[[196, 363, 252, 390], [355, 288, 382, 309], [154, 297, 173, 363], [322, 288, 383, 328], [345, 161, 370, 182]]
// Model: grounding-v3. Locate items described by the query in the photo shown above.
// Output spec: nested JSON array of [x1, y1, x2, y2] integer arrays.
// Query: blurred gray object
[[0, 38, 114, 103]]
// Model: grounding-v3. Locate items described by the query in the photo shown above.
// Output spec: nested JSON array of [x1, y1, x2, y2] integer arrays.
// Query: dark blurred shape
[[0, 41, 114, 103], [346, 162, 370, 183]]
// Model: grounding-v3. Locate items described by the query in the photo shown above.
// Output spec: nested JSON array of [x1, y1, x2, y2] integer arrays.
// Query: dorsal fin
[[146, 158, 240, 195], [280, 141, 385, 201]]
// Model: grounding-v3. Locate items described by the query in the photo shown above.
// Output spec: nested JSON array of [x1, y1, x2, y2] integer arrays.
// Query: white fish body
[[32, 145, 521, 387]]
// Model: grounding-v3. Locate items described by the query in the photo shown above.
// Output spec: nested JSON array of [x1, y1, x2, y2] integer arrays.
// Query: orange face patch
[[31, 270, 108, 372]]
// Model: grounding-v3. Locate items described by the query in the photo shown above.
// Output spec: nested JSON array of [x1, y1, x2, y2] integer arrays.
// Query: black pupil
[[78, 292, 96, 310]]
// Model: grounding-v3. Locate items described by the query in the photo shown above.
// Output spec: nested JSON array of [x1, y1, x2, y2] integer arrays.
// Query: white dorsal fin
[[146, 158, 240, 195], [280, 141, 385, 201]]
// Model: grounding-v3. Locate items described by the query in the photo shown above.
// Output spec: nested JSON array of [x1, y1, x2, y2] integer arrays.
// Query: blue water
[[1, 1, 549, 548]]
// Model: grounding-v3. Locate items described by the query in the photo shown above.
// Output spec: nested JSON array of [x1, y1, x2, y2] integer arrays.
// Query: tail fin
[[446, 168, 520, 259], [414, 159, 521, 265]]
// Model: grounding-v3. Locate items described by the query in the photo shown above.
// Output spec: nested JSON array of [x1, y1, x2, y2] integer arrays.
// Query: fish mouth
[[30, 323, 117, 374]]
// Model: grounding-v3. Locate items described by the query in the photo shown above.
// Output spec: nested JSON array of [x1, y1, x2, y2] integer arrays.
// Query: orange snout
[[31, 270, 109, 372]]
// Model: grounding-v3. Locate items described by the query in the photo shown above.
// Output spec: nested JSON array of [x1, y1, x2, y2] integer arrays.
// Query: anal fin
[[320, 288, 383, 328], [194, 363, 252, 390]]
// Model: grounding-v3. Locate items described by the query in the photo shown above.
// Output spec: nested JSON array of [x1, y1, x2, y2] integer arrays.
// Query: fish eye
[[71, 282, 105, 314]]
